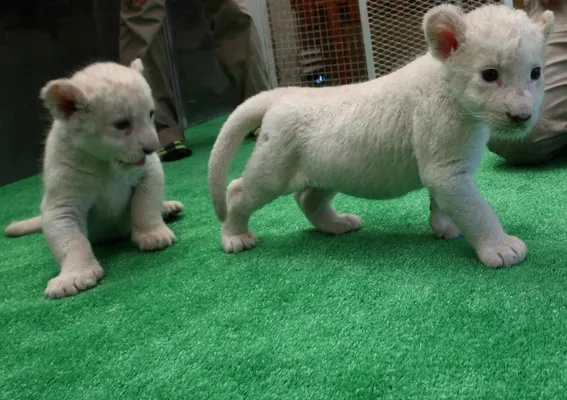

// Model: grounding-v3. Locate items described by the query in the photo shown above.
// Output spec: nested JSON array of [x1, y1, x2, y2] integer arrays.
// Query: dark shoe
[[157, 140, 192, 162]]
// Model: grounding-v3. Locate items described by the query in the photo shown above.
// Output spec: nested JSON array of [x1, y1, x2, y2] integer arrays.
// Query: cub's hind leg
[[428, 194, 461, 240], [220, 122, 302, 253], [162, 200, 184, 221], [294, 187, 361, 235], [221, 177, 281, 253]]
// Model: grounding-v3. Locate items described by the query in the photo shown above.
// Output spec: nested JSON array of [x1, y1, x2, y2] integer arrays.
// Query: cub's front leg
[[42, 198, 103, 299], [425, 173, 526, 268], [131, 155, 179, 251]]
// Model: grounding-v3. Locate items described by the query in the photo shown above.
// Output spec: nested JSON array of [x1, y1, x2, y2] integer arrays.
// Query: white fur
[[4, 60, 184, 298], [208, 4, 554, 268]]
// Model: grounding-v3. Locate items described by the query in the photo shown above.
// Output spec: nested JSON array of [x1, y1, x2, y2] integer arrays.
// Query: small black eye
[[113, 118, 131, 130], [149, 110, 154, 119], [531, 67, 542, 81], [481, 69, 499, 82]]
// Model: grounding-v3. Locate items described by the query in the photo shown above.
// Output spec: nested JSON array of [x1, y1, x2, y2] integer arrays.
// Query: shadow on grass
[[241, 226, 485, 272], [90, 215, 186, 276]]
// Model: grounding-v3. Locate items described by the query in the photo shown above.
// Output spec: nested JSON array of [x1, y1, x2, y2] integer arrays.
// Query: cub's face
[[40, 59, 161, 168], [454, 22, 549, 138], [424, 4, 554, 138]]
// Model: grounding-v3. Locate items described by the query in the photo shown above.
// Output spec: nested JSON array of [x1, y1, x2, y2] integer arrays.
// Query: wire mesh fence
[[265, 0, 504, 88], [367, 0, 500, 77]]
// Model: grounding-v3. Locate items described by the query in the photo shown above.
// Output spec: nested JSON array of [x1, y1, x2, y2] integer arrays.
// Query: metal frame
[[357, 0, 376, 80]]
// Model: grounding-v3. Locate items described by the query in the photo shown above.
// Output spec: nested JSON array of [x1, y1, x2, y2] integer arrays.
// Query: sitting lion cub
[[208, 4, 554, 268], [4, 59, 184, 298]]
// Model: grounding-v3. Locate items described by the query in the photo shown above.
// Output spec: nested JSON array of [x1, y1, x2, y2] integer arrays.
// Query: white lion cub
[[4, 59, 184, 298], [208, 4, 554, 268]]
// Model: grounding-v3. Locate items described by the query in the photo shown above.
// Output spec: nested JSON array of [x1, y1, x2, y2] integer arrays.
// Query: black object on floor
[[157, 140, 192, 162]]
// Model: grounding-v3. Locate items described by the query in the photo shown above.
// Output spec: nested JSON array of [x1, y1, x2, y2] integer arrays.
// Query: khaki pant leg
[[205, 0, 271, 101], [119, 0, 184, 146]]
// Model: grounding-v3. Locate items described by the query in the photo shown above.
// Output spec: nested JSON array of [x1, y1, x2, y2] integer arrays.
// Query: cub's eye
[[481, 69, 499, 82], [149, 110, 154, 119], [531, 67, 542, 81], [113, 118, 131, 130]]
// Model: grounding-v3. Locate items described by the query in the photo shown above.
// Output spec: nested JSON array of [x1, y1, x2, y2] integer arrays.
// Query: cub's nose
[[506, 112, 532, 123]]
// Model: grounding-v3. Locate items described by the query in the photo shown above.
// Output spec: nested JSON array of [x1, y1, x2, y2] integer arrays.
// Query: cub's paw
[[429, 211, 461, 240], [316, 213, 362, 235], [133, 224, 177, 251], [476, 235, 527, 268], [221, 229, 257, 253], [162, 200, 184, 220], [327, 214, 362, 235], [44, 263, 104, 299]]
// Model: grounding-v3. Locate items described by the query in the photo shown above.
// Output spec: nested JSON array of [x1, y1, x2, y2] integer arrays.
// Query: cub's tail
[[208, 89, 281, 222], [4, 216, 42, 237]]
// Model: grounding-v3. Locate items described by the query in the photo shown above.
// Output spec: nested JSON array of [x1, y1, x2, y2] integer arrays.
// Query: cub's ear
[[129, 58, 144, 74], [535, 10, 555, 42], [423, 4, 466, 62], [40, 79, 88, 120]]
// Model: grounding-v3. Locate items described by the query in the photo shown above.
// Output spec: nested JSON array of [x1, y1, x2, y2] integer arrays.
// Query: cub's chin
[[486, 116, 536, 141]]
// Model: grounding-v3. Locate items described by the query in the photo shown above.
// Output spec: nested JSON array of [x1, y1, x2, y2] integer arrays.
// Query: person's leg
[[205, 0, 271, 141], [487, 0, 567, 165], [204, 0, 271, 101], [119, 0, 191, 162]]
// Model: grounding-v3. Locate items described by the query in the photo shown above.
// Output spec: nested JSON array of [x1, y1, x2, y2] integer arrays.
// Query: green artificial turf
[[1, 115, 567, 399]]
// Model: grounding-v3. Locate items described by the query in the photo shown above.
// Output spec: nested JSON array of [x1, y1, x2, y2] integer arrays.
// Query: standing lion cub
[[4, 59, 183, 299], [208, 4, 554, 268]]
